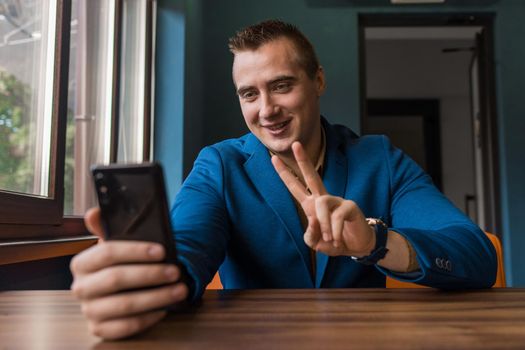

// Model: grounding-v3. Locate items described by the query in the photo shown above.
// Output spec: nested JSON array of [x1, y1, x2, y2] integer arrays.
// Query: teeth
[[268, 121, 287, 130]]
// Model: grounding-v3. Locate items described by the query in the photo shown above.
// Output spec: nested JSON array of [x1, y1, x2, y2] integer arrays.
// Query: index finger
[[85, 207, 105, 239], [271, 155, 310, 202], [70, 241, 166, 275], [292, 142, 326, 196]]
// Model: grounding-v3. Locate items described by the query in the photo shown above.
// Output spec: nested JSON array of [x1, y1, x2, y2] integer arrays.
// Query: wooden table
[[1, 289, 524, 349]]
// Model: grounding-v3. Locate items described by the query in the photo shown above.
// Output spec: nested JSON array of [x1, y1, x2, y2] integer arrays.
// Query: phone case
[[91, 162, 177, 264]]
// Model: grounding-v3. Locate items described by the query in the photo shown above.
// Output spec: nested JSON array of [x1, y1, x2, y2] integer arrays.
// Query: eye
[[240, 90, 257, 101], [273, 82, 292, 93]]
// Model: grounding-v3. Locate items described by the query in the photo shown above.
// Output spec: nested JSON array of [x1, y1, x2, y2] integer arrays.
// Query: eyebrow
[[268, 75, 297, 85], [236, 75, 297, 96]]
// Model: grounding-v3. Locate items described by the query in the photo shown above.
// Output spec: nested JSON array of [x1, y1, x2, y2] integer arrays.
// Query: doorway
[[359, 13, 501, 235]]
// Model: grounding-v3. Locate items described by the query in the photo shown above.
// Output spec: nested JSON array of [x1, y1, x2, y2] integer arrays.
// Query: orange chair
[[207, 232, 506, 290], [387, 231, 506, 288], [207, 272, 223, 290]]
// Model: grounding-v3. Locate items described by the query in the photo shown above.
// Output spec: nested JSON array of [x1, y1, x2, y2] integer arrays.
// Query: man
[[70, 20, 497, 339]]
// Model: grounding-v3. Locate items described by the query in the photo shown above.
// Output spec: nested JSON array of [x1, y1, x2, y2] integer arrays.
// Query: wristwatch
[[352, 218, 389, 266]]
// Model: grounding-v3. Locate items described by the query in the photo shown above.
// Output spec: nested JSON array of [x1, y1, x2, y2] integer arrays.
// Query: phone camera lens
[[99, 185, 108, 194]]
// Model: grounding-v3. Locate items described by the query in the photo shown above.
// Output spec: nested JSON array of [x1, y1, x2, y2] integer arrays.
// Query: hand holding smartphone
[[69, 162, 190, 339]]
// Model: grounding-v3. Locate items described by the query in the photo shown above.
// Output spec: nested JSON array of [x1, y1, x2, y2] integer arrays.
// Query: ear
[[315, 66, 326, 96]]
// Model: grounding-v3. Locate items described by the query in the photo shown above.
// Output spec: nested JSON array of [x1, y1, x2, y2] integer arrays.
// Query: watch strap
[[352, 218, 389, 266]]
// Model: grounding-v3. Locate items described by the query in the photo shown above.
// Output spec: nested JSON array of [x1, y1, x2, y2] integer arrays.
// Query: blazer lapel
[[316, 119, 348, 287], [243, 134, 314, 285]]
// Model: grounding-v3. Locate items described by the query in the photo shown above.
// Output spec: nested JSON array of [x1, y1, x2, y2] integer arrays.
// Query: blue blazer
[[171, 118, 497, 299]]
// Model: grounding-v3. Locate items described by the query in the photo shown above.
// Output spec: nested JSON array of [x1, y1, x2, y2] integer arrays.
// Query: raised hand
[[271, 142, 376, 258]]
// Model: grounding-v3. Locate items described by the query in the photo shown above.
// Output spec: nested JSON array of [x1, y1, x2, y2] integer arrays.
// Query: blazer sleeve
[[170, 146, 230, 300], [376, 136, 497, 289]]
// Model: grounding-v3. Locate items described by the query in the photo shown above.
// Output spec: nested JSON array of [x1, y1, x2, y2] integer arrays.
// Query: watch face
[[365, 218, 388, 228]]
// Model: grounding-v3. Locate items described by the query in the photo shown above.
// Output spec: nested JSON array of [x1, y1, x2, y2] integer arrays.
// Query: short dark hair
[[228, 19, 320, 79]]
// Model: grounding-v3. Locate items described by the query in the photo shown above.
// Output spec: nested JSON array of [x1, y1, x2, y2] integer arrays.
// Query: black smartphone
[[91, 162, 177, 265]]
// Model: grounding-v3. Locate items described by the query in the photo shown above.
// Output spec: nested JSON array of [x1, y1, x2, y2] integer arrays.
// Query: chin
[[266, 141, 294, 156]]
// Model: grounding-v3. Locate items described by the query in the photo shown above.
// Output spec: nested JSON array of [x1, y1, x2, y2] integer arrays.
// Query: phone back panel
[[91, 163, 177, 263]]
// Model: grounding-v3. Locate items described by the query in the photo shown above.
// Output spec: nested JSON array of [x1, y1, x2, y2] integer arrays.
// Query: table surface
[[1, 288, 524, 349]]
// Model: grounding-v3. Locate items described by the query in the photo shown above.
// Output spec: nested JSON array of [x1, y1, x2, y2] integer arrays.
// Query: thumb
[[304, 216, 321, 249], [84, 207, 105, 240]]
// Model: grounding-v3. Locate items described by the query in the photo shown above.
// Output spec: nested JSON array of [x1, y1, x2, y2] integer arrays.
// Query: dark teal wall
[[492, 0, 525, 287], [180, 0, 204, 180], [157, 0, 525, 286], [156, 0, 204, 203], [155, 0, 185, 203]]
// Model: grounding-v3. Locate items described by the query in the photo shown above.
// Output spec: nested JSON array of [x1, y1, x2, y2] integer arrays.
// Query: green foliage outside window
[[0, 69, 74, 211], [0, 70, 33, 194]]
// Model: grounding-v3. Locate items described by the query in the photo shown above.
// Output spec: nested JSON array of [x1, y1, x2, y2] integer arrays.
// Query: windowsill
[[0, 236, 98, 265]]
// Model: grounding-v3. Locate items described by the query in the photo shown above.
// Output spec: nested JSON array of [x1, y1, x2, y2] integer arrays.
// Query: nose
[[258, 93, 279, 119]]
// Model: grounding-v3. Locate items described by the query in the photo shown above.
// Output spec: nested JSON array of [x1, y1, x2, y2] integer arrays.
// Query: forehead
[[232, 38, 303, 86]]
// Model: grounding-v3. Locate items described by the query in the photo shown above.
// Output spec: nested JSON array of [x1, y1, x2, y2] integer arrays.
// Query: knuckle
[[88, 321, 101, 337], [315, 196, 326, 206], [315, 195, 336, 212], [158, 264, 178, 282], [304, 233, 314, 246], [346, 199, 357, 208], [155, 264, 167, 279], [98, 245, 114, 264], [179, 283, 190, 299], [314, 202, 324, 215], [122, 318, 142, 336], [71, 281, 84, 299], [69, 256, 80, 274], [81, 302, 94, 319], [114, 298, 134, 316], [105, 271, 122, 291], [318, 194, 330, 202], [332, 211, 344, 222], [170, 283, 189, 301]]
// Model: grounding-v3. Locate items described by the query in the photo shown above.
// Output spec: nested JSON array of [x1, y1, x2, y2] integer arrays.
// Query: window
[[64, 0, 116, 216], [117, 0, 155, 164], [0, 0, 57, 198], [0, 0, 156, 240], [0, 0, 70, 227]]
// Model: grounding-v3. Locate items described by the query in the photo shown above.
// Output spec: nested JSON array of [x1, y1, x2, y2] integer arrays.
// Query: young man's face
[[232, 37, 325, 158]]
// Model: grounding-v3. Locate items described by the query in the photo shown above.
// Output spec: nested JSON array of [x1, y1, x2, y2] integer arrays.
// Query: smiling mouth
[[264, 120, 291, 131]]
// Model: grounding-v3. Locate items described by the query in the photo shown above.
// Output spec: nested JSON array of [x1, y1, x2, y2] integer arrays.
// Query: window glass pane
[[0, 0, 57, 197], [64, 0, 152, 215], [118, 0, 148, 163], [64, 0, 115, 215]]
